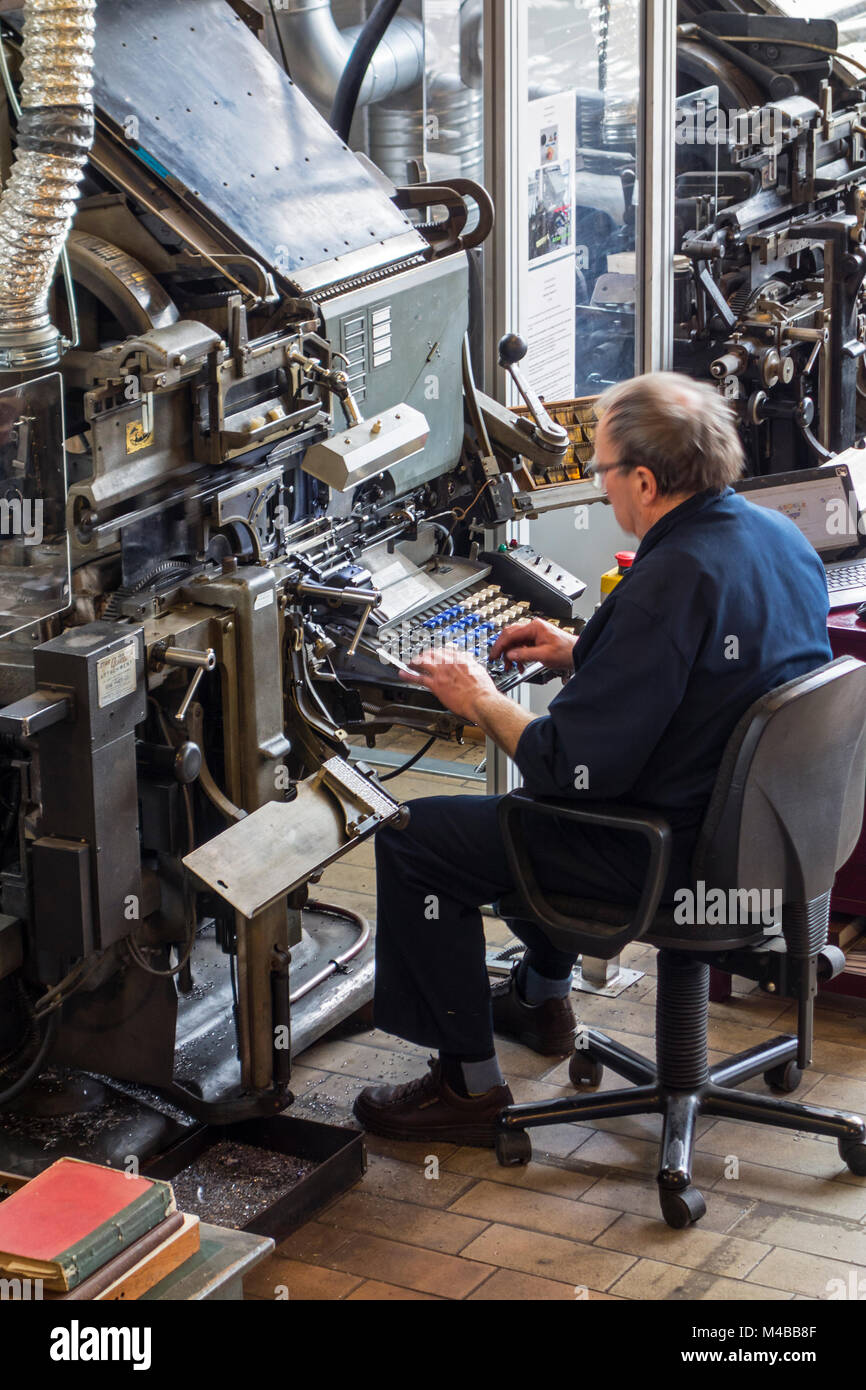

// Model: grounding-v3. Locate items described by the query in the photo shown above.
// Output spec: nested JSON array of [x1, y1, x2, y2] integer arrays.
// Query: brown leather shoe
[[353, 1058, 513, 1147], [491, 962, 577, 1056]]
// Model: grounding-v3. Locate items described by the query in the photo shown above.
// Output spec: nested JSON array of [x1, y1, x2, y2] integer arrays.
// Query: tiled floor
[[246, 738, 866, 1302]]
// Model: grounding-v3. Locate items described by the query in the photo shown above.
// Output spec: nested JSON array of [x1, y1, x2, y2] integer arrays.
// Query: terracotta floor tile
[[243, 1256, 361, 1301], [358, 1153, 475, 1208], [467, 1268, 622, 1300], [443, 1146, 597, 1198], [310, 887, 376, 917], [288, 1071, 363, 1126], [493, 1036, 568, 1080], [594, 1211, 770, 1279], [360, 1134, 459, 1165], [580, 1172, 754, 1234], [608, 1257, 793, 1301], [801, 1073, 866, 1115], [811, 1038, 866, 1082], [773, 1003, 866, 1049], [711, 1160, 866, 1221], [484, 917, 518, 948], [572, 1129, 724, 1187], [507, 1074, 584, 1107], [285, 1064, 330, 1095], [297, 1037, 426, 1083], [276, 1221, 355, 1264], [319, 862, 376, 895], [745, 1245, 866, 1298], [620, 943, 658, 973], [318, 1189, 488, 1254], [344, 1280, 441, 1299], [318, 1230, 493, 1298], [459, 1223, 635, 1292], [696, 1118, 857, 1182], [703, 990, 792, 1030], [528, 1123, 595, 1160], [731, 1202, 866, 1265], [349, 1028, 430, 1058], [566, 993, 655, 1039], [448, 1179, 618, 1243]]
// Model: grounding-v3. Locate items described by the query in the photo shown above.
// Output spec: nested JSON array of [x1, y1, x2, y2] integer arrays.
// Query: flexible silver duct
[[272, 0, 423, 115], [369, 75, 482, 187], [0, 0, 96, 372]]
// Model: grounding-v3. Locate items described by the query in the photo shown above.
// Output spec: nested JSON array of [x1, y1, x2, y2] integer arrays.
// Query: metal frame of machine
[[1, 0, 866, 1165], [0, 0, 583, 1152]]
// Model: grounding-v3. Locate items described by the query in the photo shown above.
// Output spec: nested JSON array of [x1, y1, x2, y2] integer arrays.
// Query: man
[[353, 371, 833, 1146]]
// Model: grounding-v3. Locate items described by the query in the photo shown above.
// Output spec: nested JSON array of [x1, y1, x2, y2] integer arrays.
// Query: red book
[[0, 1157, 174, 1291]]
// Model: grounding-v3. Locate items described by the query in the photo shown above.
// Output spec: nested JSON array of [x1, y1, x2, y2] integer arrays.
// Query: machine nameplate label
[[97, 643, 137, 707]]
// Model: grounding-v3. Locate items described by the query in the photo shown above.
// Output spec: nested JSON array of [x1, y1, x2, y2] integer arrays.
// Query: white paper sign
[[521, 89, 578, 401]]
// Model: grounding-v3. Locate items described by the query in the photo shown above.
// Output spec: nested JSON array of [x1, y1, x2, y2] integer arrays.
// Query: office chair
[[494, 656, 866, 1228]]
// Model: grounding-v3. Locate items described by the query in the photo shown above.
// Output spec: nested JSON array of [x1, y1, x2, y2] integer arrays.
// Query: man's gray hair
[[595, 372, 745, 496]]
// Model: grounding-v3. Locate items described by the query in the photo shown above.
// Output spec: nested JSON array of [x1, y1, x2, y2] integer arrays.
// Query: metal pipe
[[0, 0, 95, 371], [271, 0, 423, 117], [289, 901, 370, 1004]]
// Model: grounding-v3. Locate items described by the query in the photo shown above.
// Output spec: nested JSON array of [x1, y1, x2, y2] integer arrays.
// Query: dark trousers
[[373, 793, 662, 1056]]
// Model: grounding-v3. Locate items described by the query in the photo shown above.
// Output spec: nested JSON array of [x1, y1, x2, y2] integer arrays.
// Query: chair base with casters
[[495, 943, 866, 1229], [493, 656, 866, 1228]]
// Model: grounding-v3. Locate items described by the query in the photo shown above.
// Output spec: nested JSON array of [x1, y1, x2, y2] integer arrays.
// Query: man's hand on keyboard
[[404, 645, 498, 722], [491, 618, 578, 673]]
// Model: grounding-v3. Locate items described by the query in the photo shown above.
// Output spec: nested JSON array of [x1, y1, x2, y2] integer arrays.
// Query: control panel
[[480, 544, 587, 620]]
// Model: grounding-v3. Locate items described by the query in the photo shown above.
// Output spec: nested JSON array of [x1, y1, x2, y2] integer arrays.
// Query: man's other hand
[[404, 646, 498, 722], [491, 618, 578, 672]]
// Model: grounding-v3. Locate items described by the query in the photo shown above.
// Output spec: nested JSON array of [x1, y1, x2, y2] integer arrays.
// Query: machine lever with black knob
[[497, 333, 569, 455]]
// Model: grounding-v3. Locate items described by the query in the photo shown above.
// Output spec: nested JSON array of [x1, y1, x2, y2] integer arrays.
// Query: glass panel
[[288, 1, 485, 201], [674, 84, 719, 351], [0, 373, 70, 639], [520, 0, 641, 402]]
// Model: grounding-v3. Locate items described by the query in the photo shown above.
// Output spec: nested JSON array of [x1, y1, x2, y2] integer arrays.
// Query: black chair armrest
[[497, 789, 673, 958]]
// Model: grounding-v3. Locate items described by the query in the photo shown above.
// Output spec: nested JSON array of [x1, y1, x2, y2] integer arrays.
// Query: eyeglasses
[[586, 457, 625, 491]]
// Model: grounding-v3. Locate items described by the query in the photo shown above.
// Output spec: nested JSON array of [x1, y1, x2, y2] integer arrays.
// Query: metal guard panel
[[183, 757, 403, 918], [89, 0, 424, 287]]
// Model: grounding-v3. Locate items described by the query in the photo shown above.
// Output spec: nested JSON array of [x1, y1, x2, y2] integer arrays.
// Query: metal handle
[[497, 334, 569, 453]]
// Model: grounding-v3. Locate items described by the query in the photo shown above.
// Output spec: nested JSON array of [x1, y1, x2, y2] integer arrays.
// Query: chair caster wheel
[[659, 1186, 706, 1229], [495, 1129, 532, 1167], [764, 1060, 803, 1094], [839, 1139, 866, 1176], [568, 1050, 603, 1089]]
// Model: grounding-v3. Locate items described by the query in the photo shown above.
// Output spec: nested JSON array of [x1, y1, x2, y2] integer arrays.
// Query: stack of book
[[0, 1157, 199, 1300]]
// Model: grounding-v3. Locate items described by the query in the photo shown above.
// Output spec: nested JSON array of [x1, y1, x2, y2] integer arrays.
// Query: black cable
[[0, 1009, 58, 1108], [330, 0, 405, 145], [378, 734, 436, 782]]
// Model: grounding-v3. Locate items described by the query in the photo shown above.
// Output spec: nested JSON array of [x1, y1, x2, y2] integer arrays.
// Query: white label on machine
[[254, 589, 275, 610], [97, 642, 137, 708]]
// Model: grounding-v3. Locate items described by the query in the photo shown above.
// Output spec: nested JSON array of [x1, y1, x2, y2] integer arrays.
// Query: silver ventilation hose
[[272, 0, 423, 116], [0, 0, 96, 372]]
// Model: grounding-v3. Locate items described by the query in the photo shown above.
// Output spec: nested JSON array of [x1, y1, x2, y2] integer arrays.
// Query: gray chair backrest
[[693, 657, 866, 904]]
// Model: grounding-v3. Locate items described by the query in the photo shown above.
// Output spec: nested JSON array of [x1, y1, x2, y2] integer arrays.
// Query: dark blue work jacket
[[513, 486, 833, 893]]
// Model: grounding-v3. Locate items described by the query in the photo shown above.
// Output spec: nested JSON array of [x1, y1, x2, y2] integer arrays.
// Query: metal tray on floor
[[144, 1113, 365, 1241]]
